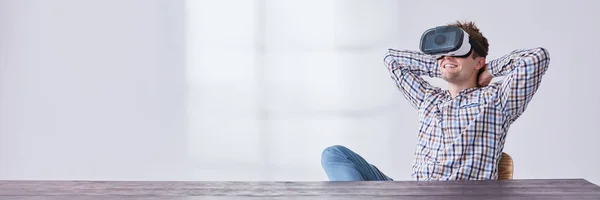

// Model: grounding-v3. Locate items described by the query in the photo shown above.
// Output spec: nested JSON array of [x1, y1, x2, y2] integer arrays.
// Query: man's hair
[[447, 21, 489, 59]]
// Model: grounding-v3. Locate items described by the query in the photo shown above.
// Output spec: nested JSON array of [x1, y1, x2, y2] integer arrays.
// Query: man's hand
[[478, 64, 493, 87]]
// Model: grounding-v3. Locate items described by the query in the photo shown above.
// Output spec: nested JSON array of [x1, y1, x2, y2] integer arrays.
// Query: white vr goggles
[[419, 26, 485, 59]]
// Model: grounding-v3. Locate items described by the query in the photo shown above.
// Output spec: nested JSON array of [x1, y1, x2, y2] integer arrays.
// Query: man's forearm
[[384, 48, 441, 78], [487, 47, 550, 119], [486, 47, 550, 78], [383, 48, 442, 110]]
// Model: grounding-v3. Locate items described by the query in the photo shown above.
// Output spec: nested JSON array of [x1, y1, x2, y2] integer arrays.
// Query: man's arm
[[486, 47, 551, 121], [384, 49, 442, 109]]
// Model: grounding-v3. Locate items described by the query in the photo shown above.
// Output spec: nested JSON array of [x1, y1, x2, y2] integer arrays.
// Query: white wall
[[185, 0, 405, 181], [1, 0, 599, 185], [0, 0, 187, 180]]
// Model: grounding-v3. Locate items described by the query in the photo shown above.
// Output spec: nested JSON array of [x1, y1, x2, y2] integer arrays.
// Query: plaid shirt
[[384, 47, 550, 180]]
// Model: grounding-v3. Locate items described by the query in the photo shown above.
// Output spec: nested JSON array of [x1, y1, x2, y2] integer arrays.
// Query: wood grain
[[1, 179, 599, 200]]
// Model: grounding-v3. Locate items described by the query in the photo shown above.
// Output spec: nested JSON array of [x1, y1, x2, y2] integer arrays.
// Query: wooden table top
[[1, 179, 599, 200]]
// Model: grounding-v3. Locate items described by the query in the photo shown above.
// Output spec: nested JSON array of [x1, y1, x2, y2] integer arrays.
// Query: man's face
[[438, 51, 484, 84]]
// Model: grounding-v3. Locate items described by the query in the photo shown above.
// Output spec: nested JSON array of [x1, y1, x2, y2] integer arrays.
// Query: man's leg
[[321, 145, 393, 181]]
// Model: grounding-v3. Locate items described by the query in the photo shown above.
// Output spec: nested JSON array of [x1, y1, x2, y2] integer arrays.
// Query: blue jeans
[[321, 145, 393, 181]]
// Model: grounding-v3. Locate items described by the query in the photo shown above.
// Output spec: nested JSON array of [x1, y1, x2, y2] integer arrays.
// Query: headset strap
[[468, 37, 486, 58]]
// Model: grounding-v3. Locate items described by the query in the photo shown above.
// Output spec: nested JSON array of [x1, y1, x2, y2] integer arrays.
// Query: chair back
[[498, 152, 514, 180]]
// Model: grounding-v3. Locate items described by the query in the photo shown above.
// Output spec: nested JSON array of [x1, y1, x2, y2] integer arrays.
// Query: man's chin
[[441, 75, 452, 82], [441, 76, 460, 84]]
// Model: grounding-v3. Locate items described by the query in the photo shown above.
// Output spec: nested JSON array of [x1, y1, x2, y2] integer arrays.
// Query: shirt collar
[[442, 87, 480, 100]]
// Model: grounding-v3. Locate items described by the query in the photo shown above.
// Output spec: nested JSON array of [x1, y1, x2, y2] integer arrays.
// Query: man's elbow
[[527, 47, 551, 72], [383, 51, 400, 71], [533, 47, 550, 64]]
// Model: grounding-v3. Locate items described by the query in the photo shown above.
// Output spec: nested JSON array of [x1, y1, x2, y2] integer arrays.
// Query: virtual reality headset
[[419, 26, 485, 59]]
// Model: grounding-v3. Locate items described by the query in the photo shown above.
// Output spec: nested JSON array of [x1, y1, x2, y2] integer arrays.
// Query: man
[[321, 21, 550, 181]]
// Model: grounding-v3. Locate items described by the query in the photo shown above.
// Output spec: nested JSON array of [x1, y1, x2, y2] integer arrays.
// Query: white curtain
[[185, 0, 409, 181]]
